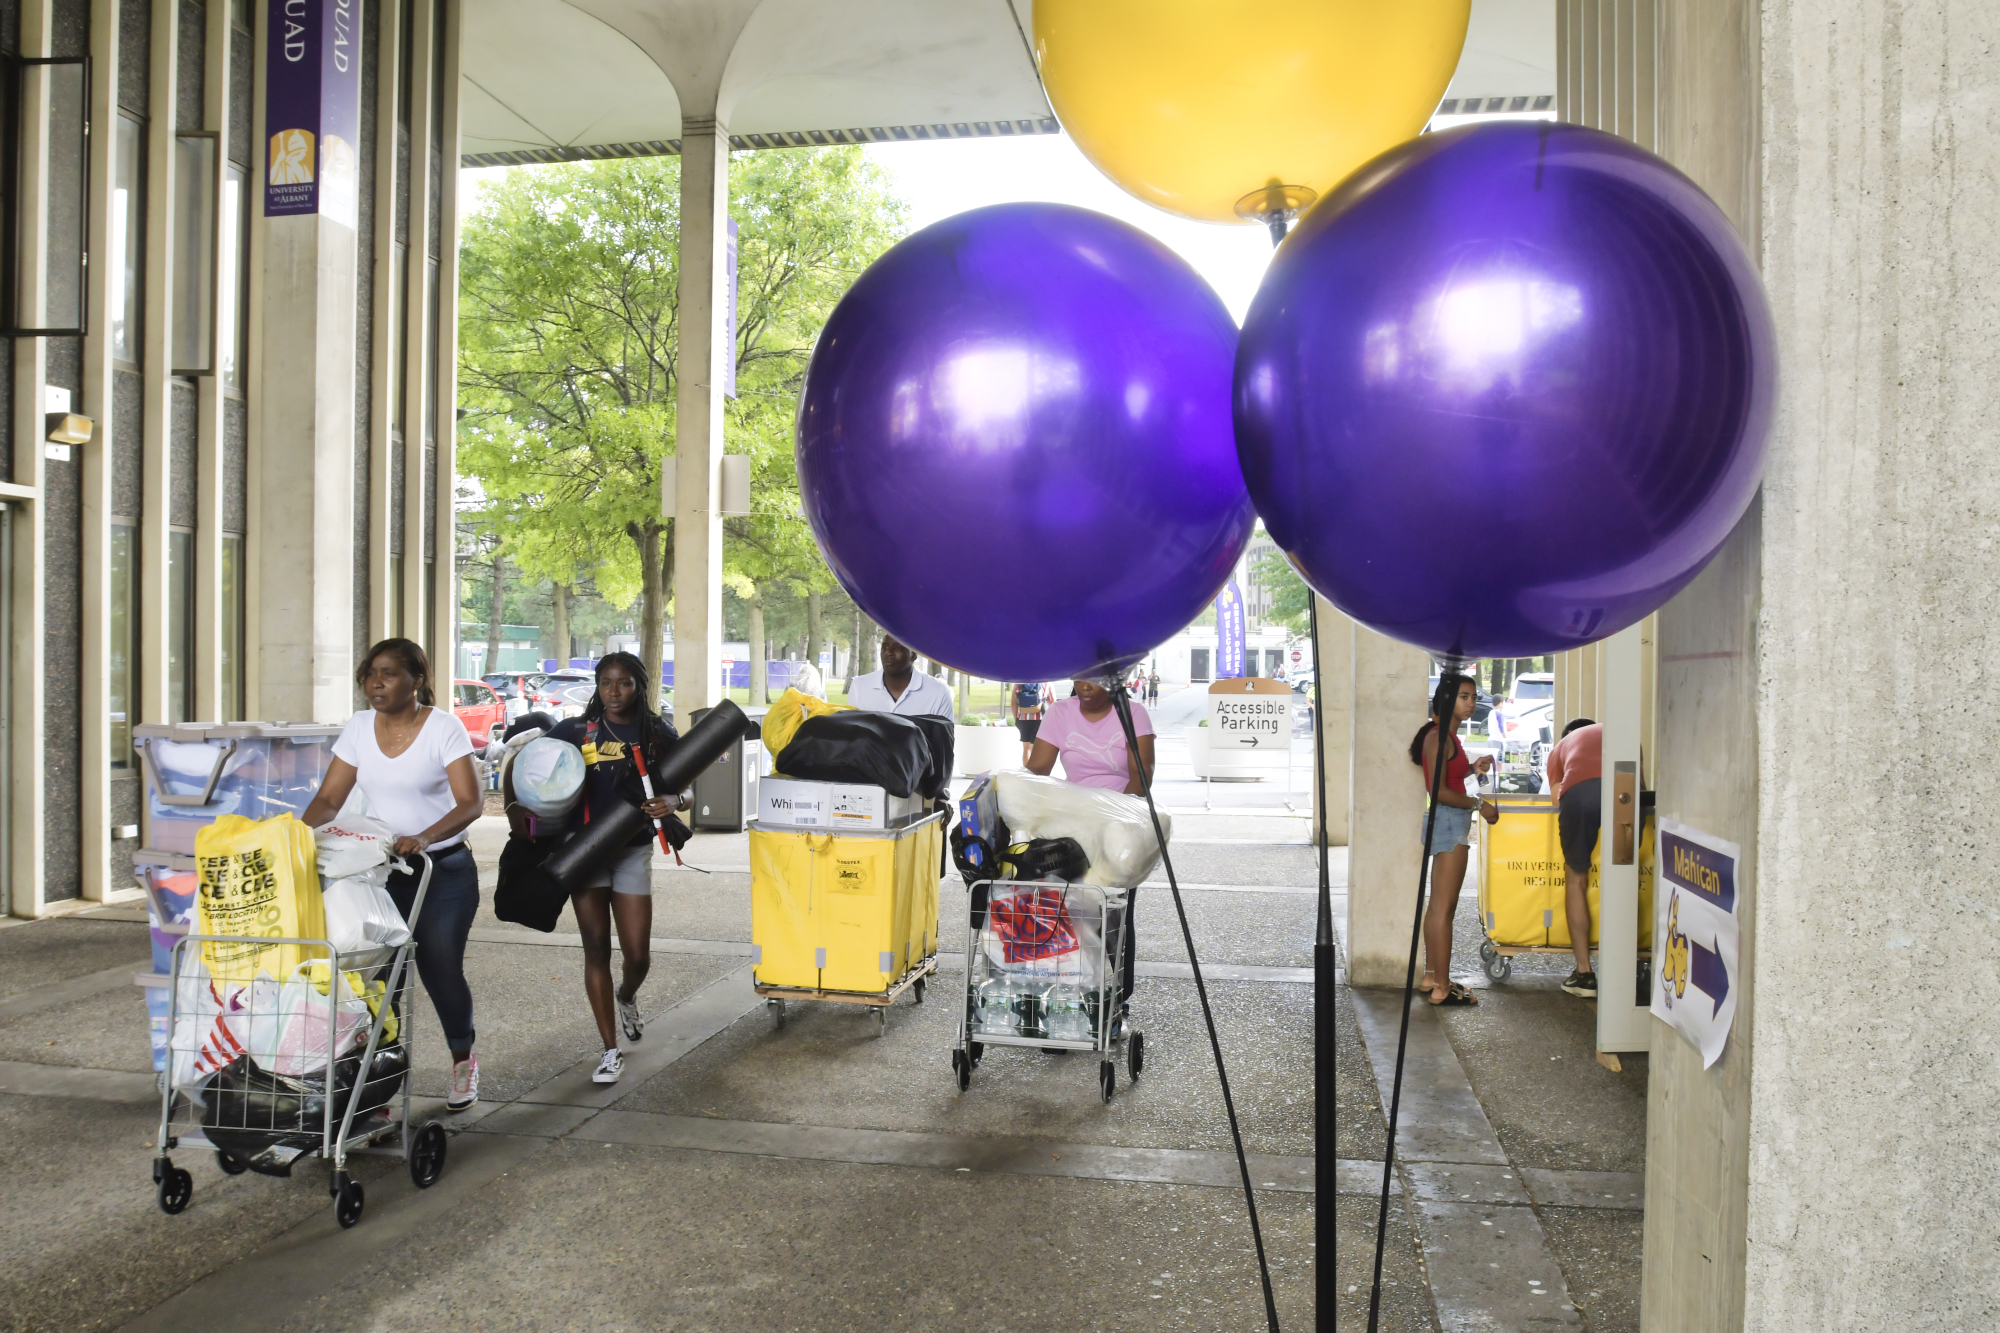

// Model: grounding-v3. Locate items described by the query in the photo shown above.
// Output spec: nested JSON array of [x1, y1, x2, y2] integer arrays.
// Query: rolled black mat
[[523, 700, 752, 899]]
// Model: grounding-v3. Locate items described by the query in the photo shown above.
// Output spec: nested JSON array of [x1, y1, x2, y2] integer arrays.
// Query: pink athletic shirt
[[1037, 696, 1154, 790]]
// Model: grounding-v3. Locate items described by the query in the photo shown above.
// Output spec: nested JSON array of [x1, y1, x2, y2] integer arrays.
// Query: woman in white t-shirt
[[302, 639, 486, 1111]]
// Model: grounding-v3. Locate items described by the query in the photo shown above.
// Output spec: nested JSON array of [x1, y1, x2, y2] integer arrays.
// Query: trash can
[[686, 705, 764, 832]]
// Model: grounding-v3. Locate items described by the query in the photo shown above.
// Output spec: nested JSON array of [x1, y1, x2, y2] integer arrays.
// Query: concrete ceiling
[[460, 0, 1556, 168]]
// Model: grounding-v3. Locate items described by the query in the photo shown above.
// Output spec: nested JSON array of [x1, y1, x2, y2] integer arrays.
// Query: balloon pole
[[1366, 667, 1466, 1332], [1111, 678, 1280, 1333], [1307, 595, 1336, 1324], [1248, 192, 1323, 1327]]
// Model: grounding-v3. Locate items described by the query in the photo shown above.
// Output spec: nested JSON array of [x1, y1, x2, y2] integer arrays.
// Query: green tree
[[1254, 543, 1314, 635], [457, 147, 904, 698]]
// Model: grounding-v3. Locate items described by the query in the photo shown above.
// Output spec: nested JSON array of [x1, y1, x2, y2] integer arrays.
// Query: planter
[[954, 724, 1019, 777]]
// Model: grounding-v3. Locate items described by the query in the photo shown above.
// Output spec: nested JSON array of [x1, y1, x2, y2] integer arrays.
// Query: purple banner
[[1215, 579, 1246, 678], [265, 0, 361, 224]]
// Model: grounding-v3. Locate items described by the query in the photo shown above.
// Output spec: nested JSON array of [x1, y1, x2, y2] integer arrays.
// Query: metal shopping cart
[[952, 878, 1143, 1103], [150, 853, 447, 1228]]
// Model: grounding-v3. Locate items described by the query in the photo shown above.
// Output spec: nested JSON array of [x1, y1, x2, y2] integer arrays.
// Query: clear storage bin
[[133, 850, 199, 1075], [135, 722, 343, 853]]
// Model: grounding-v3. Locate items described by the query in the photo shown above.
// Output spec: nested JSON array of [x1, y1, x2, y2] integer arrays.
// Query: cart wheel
[[968, 1041, 984, 1069], [872, 1007, 887, 1038], [1127, 1030, 1145, 1080], [768, 997, 786, 1028], [1483, 951, 1511, 982], [1478, 940, 1497, 966], [913, 977, 925, 1005], [215, 1150, 248, 1176], [335, 1178, 365, 1229], [408, 1121, 448, 1189], [1099, 1060, 1116, 1103], [952, 1048, 971, 1091], [157, 1166, 193, 1215]]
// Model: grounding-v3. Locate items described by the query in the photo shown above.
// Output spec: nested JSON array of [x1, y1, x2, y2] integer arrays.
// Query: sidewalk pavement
[[0, 747, 1644, 1331]]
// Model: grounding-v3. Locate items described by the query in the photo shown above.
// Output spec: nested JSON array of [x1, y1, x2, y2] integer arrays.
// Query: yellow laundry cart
[[1476, 793, 1653, 982], [748, 811, 944, 1034]]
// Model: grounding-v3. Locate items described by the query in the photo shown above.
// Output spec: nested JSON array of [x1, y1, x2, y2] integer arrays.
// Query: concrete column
[[138, 0, 182, 726], [1311, 595, 1352, 847], [1742, 2, 1998, 1326], [670, 121, 729, 716], [1344, 622, 1429, 986], [247, 0, 361, 724], [1595, 621, 1646, 1052]]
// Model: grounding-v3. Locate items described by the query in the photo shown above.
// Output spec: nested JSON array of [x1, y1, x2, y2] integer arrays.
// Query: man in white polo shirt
[[847, 633, 955, 718]]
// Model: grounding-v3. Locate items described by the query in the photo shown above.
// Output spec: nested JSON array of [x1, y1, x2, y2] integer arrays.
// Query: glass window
[[109, 522, 137, 765], [389, 554, 404, 637], [217, 163, 248, 389], [13, 60, 88, 332], [169, 529, 194, 722], [172, 134, 216, 373], [1190, 648, 1211, 683], [110, 114, 144, 363], [424, 257, 440, 442], [390, 242, 407, 432], [220, 534, 244, 720]]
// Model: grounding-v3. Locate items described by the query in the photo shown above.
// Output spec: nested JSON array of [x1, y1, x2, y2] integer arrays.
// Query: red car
[[452, 679, 507, 746]]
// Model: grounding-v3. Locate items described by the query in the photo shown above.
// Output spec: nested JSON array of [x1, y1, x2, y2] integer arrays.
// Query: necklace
[[376, 706, 427, 758]]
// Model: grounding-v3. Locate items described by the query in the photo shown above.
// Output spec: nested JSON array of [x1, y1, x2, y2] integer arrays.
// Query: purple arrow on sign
[[1690, 938, 1728, 1017]]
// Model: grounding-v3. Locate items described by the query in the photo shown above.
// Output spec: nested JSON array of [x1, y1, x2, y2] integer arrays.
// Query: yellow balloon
[[1034, 0, 1472, 224]]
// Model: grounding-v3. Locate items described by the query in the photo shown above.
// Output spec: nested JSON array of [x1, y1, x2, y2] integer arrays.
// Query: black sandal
[[1427, 982, 1479, 1007]]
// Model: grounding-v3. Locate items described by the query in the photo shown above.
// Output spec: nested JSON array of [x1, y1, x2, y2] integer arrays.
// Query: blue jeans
[[387, 844, 480, 1053]]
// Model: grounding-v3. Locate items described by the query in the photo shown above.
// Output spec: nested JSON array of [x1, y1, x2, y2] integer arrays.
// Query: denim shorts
[[585, 843, 655, 896], [1422, 802, 1474, 855]]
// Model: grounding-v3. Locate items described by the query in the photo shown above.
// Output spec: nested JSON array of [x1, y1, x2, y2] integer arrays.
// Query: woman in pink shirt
[[1026, 678, 1156, 794], [1025, 676, 1156, 1009]]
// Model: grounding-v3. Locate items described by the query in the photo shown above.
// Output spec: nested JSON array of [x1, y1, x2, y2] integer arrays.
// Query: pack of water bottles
[[966, 881, 1125, 1044], [953, 877, 1142, 1101]]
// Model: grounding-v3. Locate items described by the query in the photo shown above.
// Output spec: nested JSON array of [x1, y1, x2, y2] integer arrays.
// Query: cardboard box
[[756, 776, 925, 830]]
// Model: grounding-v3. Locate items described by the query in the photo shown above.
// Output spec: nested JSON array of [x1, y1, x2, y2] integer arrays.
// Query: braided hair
[[582, 651, 673, 766]]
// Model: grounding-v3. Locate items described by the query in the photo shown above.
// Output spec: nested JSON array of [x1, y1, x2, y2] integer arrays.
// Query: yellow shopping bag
[[194, 814, 328, 983], [761, 688, 853, 764]]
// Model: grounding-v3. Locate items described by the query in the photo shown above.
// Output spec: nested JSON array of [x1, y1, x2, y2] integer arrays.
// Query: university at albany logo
[[269, 128, 315, 185]]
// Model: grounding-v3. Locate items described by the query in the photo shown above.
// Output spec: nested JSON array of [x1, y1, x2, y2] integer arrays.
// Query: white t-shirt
[[332, 707, 477, 849], [846, 669, 955, 718]]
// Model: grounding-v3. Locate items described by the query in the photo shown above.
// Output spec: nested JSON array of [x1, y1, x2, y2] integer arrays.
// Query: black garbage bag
[[775, 712, 930, 797], [492, 833, 568, 932], [202, 1046, 409, 1176], [905, 715, 956, 800]]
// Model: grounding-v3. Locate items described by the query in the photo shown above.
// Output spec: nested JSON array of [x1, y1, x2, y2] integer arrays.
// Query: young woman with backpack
[[542, 653, 690, 1083], [1009, 680, 1050, 765]]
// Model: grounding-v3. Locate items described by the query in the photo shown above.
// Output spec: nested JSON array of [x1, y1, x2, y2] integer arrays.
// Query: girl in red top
[[1408, 673, 1498, 1006]]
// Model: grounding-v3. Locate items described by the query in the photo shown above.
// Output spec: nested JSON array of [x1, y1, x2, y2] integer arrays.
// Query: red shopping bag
[[988, 886, 1080, 964]]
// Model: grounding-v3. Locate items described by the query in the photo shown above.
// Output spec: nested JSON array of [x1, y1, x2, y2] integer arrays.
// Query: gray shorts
[[585, 843, 655, 896]]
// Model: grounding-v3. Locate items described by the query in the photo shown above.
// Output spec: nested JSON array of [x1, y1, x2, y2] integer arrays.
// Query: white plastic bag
[[322, 864, 411, 953], [314, 810, 395, 881], [511, 736, 586, 818], [992, 772, 1171, 888], [247, 962, 372, 1077], [168, 958, 252, 1091]]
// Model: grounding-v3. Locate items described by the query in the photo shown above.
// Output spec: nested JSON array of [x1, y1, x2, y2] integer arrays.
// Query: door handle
[[1612, 761, 1636, 864]]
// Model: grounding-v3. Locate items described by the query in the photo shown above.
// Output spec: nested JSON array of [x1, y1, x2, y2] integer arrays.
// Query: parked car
[[452, 679, 507, 746], [529, 669, 598, 719], [1492, 700, 1554, 792], [481, 671, 549, 725]]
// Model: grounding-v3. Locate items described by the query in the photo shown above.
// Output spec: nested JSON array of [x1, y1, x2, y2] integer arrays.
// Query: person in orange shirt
[[1544, 718, 1602, 999]]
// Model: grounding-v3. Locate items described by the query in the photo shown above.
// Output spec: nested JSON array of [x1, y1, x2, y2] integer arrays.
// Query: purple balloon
[[798, 202, 1252, 681], [1236, 123, 1776, 660]]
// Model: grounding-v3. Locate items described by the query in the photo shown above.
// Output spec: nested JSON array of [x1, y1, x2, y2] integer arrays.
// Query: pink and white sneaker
[[446, 1055, 480, 1111]]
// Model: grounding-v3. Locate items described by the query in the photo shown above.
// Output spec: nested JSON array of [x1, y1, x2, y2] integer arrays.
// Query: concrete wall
[[1745, 1, 2000, 1326]]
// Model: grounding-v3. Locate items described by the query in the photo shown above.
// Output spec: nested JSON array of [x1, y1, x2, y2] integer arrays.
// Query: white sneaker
[[592, 1047, 624, 1084], [618, 996, 643, 1043], [446, 1055, 480, 1111]]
